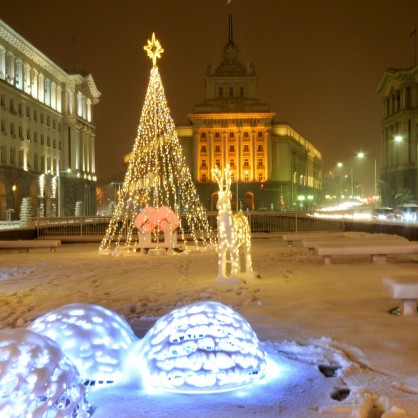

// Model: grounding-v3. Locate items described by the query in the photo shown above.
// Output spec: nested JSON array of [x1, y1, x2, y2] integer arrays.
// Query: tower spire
[[228, 13, 234, 46]]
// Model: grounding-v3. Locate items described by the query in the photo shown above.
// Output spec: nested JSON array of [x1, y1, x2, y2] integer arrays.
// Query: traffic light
[[260, 183, 264, 190]]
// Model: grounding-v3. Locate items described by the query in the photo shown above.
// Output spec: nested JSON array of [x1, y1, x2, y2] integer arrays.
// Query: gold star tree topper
[[144, 32, 164, 66]]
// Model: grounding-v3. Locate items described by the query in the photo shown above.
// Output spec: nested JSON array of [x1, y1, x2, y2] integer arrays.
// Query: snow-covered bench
[[382, 276, 418, 315], [0, 240, 61, 253], [302, 235, 408, 255], [316, 242, 418, 265], [282, 232, 346, 247]]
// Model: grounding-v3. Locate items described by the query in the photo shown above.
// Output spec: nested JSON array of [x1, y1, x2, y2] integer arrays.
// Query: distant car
[[395, 204, 418, 223], [372, 207, 395, 221]]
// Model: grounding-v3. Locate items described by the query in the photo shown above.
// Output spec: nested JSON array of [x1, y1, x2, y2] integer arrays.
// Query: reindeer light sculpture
[[212, 165, 258, 284]]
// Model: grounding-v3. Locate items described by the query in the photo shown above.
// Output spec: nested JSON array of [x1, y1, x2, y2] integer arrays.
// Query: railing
[[28, 211, 345, 239]]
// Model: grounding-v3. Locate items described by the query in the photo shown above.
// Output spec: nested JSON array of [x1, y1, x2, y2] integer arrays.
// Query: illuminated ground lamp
[[138, 301, 267, 393], [28, 303, 138, 386], [0, 328, 89, 418]]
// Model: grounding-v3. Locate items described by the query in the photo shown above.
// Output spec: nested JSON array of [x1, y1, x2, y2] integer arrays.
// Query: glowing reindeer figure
[[212, 165, 258, 284]]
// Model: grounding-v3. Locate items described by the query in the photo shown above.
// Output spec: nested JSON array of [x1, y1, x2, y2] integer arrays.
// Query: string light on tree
[[100, 33, 213, 254]]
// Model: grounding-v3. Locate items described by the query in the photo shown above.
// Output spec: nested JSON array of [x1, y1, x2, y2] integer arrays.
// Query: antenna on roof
[[227, 0, 234, 46]]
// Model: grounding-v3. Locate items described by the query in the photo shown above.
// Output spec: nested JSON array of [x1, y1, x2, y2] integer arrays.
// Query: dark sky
[[2, 0, 417, 195]]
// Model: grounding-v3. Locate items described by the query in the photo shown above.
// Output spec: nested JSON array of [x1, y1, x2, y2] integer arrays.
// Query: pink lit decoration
[[0, 328, 89, 418], [212, 165, 258, 283], [138, 301, 267, 393], [28, 303, 137, 384], [134, 206, 180, 251], [134, 206, 180, 232]]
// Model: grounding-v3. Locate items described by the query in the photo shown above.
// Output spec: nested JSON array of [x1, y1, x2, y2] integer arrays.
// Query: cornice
[[188, 112, 276, 121], [0, 20, 68, 83]]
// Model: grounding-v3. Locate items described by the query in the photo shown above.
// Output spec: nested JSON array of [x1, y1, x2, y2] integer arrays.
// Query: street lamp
[[356, 151, 378, 203], [336, 162, 343, 200]]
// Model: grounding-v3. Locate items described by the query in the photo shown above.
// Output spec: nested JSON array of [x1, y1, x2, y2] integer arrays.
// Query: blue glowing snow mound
[[139, 301, 267, 393], [28, 303, 137, 382], [0, 328, 88, 418]]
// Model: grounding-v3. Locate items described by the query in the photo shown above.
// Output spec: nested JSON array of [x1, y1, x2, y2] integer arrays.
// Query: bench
[[282, 232, 347, 247], [316, 242, 418, 265], [0, 240, 61, 253], [302, 235, 408, 255], [382, 276, 418, 315]]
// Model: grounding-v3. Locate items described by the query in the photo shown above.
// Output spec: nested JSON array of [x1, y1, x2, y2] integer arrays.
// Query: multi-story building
[[377, 65, 418, 207], [178, 16, 322, 211], [0, 19, 100, 220]]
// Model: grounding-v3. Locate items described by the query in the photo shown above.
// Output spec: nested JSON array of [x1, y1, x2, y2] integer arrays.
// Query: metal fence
[[29, 211, 344, 239]]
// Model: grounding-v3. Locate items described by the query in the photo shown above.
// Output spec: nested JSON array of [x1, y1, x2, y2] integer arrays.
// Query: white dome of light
[[0, 328, 88, 418], [28, 303, 137, 383], [138, 301, 267, 393]]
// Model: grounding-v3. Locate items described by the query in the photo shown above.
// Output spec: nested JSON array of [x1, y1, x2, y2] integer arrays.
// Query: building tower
[[177, 11, 322, 212], [377, 65, 418, 207]]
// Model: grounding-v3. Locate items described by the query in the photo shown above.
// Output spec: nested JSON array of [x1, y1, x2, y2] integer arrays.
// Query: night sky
[[2, 0, 417, 195]]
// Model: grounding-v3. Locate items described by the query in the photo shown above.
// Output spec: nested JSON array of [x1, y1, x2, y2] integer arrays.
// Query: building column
[[38, 73, 45, 103], [267, 130, 272, 181], [24, 63, 31, 94], [0, 47, 6, 80]]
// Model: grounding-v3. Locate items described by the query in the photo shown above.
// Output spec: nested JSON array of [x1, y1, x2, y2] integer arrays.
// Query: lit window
[[244, 172, 249, 182]]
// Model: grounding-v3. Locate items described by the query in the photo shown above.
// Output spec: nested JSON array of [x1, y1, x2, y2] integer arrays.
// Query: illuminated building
[[377, 65, 418, 207], [0, 19, 100, 219], [177, 14, 322, 211]]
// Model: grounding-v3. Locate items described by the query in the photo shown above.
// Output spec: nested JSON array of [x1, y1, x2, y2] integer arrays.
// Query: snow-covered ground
[[1, 235, 418, 417]]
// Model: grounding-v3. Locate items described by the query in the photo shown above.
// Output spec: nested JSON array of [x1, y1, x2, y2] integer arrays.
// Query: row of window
[[218, 86, 245, 99], [1, 95, 62, 130], [1, 120, 60, 149], [201, 144, 264, 153], [200, 172, 264, 183], [200, 131, 264, 139], [0, 144, 56, 172], [200, 158, 264, 168]]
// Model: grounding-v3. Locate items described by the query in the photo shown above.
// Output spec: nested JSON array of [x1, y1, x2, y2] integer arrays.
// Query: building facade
[[177, 16, 322, 211], [377, 65, 418, 207], [0, 20, 100, 220]]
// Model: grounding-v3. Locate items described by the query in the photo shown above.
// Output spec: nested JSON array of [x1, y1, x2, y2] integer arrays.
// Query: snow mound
[[138, 301, 267, 393], [28, 303, 138, 383], [0, 328, 88, 418]]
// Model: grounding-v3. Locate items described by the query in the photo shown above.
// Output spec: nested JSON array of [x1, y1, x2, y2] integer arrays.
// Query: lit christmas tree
[[100, 33, 213, 254]]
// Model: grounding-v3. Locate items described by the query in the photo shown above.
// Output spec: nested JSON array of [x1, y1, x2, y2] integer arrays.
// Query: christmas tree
[[100, 33, 213, 254]]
